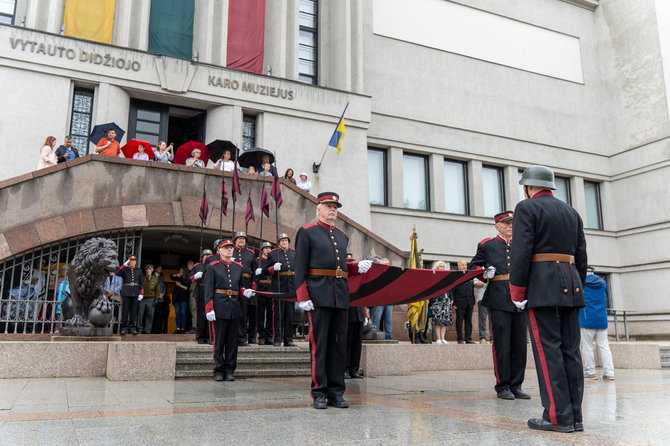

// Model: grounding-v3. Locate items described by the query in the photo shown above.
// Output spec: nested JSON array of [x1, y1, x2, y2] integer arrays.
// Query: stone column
[[430, 153, 445, 213], [600, 180, 615, 230], [571, 176, 587, 223], [113, 0, 132, 48], [388, 147, 404, 208], [469, 160, 484, 217], [324, 0, 352, 90], [46, 0, 64, 35], [349, 0, 364, 93], [194, 0, 228, 66], [504, 165, 520, 210], [24, 0, 39, 29], [264, 0, 292, 78]]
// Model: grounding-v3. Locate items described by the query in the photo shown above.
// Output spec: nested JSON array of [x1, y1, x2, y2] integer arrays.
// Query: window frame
[[584, 180, 603, 230], [69, 87, 95, 156], [0, 0, 16, 25], [368, 147, 388, 206], [443, 158, 469, 215], [242, 114, 258, 151], [482, 164, 505, 217], [554, 175, 572, 206], [298, 0, 318, 85], [402, 152, 430, 211]]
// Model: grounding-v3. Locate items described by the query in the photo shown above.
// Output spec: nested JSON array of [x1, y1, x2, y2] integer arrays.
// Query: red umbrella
[[120, 139, 155, 159], [174, 141, 209, 165]]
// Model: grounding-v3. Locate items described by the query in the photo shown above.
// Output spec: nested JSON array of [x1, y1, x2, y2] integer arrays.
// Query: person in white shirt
[[214, 149, 235, 172], [297, 173, 312, 193]]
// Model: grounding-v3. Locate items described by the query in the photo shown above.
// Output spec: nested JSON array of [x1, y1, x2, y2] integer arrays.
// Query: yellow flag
[[64, 0, 116, 44], [407, 227, 427, 334]]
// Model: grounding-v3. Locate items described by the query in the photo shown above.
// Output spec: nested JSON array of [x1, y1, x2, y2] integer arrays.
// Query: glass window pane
[[554, 177, 570, 204], [299, 45, 316, 61], [584, 181, 602, 229], [135, 133, 159, 146], [299, 11, 316, 28], [136, 121, 160, 134], [242, 115, 257, 151], [137, 109, 161, 122], [0, 0, 15, 15], [0, 15, 11, 24], [403, 154, 428, 210], [444, 160, 467, 214], [299, 0, 316, 15], [368, 149, 386, 205], [71, 135, 88, 156], [299, 30, 315, 47], [298, 60, 316, 76], [482, 166, 503, 217], [298, 74, 316, 84]]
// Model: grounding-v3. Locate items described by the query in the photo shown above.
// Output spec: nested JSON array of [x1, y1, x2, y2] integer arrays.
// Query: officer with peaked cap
[[189, 249, 214, 344], [116, 255, 144, 335], [205, 239, 256, 382], [509, 165, 587, 433], [254, 241, 274, 344], [469, 210, 529, 401], [294, 192, 373, 409], [268, 232, 297, 346], [232, 231, 256, 346]]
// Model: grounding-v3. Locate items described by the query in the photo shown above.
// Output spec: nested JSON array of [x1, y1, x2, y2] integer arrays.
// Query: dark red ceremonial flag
[[221, 177, 229, 216], [199, 189, 209, 224], [271, 168, 283, 208], [260, 185, 270, 218], [227, 0, 265, 74], [245, 191, 255, 224], [232, 161, 241, 202]]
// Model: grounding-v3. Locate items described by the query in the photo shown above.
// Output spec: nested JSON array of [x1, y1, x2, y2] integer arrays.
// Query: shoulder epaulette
[[245, 248, 255, 253], [479, 237, 493, 245], [208, 260, 220, 266], [303, 223, 317, 229], [233, 261, 243, 267]]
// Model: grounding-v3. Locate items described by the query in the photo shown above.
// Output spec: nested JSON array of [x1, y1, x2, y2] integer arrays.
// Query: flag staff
[[312, 102, 349, 174]]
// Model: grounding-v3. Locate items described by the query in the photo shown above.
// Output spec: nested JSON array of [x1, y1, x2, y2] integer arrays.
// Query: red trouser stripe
[[528, 308, 557, 424], [490, 316, 501, 389], [307, 310, 318, 399]]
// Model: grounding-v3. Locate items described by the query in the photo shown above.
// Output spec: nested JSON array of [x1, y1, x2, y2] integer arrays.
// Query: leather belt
[[257, 280, 271, 284], [242, 273, 253, 278], [278, 271, 295, 276], [531, 253, 575, 264], [308, 268, 349, 279], [123, 282, 138, 286], [214, 289, 239, 296], [197, 283, 205, 286], [489, 274, 509, 282]]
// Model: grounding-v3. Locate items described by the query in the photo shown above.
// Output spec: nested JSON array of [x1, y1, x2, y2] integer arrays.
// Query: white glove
[[298, 300, 314, 311], [255, 268, 263, 276], [364, 317, 369, 326], [513, 300, 528, 310], [243, 289, 255, 298], [273, 262, 282, 271], [483, 266, 496, 280], [358, 260, 372, 274], [193, 271, 203, 280], [206, 310, 216, 321], [137, 294, 143, 301], [123, 260, 129, 267]]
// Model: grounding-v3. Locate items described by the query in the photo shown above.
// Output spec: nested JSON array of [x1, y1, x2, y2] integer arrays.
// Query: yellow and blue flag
[[328, 103, 349, 154]]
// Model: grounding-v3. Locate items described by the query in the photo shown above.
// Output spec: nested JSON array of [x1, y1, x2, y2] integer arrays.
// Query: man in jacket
[[115, 255, 144, 335], [579, 266, 614, 381], [254, 241, 274, 345], [268, 233, 297, 346], [232, 232, 255, 346], [469, 211, 529, 400], [55, 136, 80, 163], [509, 165, 587, 433], [294, 192, 372, 409]]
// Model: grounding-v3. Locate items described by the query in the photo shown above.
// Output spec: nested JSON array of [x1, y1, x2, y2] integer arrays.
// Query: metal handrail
[[607, 309, 670, 341]]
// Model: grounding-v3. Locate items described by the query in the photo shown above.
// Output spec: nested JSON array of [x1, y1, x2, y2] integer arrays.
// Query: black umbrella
[[89, 122, 125, 144], [207, 140, 239, 163], [238, 147, 275, 169]]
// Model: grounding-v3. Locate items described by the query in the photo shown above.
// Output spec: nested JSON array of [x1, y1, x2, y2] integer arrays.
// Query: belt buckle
[[335, 267, 343, 279], [226, 289, 233, 296]]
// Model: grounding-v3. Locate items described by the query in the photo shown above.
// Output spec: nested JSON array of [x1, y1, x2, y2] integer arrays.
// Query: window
[[482, 165, 504, 217], [69, 88, 94, 156], [242, 114, 257, 151], [368, 148, 387, 206], [554, 176, 571, 205], [403, 153, 429, 210], [0, 0, 16, 24], [298, 0, 318, 84], [584, 180, 603, 229], [444, 159, 468, 215]]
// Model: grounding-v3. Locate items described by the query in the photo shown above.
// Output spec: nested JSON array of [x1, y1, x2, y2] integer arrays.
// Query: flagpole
[[273, 154, 279, 242], [259, 187, 265, 250], [231, 176, 237, 235], [219, 172, 224, 238], [313, 102, 349, 173], [245, 187, 251, 235], [199, 173, 207, 255]]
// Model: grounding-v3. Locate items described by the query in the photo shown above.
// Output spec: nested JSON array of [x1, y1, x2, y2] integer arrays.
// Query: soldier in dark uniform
[[344, 254, 365, 380], [189, 249, 213, 345], [115, 255, 143, 335], [451, 260, 476, 344], [294, 192, 372, 409], [254, 241, 274, 345], [268, 233, 297, 346], [469, 211, 529, 400], [204, 239, 256, 382], [509, 165, 587, 433], [231, 232, 255, 346]]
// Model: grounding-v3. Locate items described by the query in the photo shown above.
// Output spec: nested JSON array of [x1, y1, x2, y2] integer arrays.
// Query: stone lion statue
[[63, 237, 120, 327]]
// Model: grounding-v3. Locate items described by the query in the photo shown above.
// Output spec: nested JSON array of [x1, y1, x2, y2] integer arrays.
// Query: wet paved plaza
[[0, 368, 668, 445]]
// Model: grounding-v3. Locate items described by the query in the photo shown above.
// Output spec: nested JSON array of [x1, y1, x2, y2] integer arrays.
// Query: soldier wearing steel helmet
[[268, 232, 297, 346], [509, 165, 587, 433], [253, 241, 274, 345], [189, 249, 214, 344]]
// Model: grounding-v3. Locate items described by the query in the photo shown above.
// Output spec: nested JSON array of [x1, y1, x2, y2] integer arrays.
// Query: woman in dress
[[132, 144, 150, 161], [431, 261, 454, 344], [37, 136, 58, 169], [185, 148, 205, 167], [283, 168, 296, 184], [154, 141, 173, 163]]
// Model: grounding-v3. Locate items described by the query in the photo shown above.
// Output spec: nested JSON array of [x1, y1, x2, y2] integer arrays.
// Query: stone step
[[175, 368, 311, 379], [177, 358, 310, 371], [178, 356, 309, 364], [177, 348, 309, 360], [659, 346, 670, 368]]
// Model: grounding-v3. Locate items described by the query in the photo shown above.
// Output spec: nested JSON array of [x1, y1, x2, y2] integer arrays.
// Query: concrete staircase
[[660, 346, 670, 368], [175, 344, 312, 379]]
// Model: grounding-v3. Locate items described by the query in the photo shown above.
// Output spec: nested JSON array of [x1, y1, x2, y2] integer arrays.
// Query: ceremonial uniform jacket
[[469, 236, 515, 312], [115, 266, 143, 297], [204, 260, 245, 319], [189, 261, 208, 300], [509, 191, 587, 308], [233, 247, 255, 289], [268, 248, 297, 293], [450, 275, 475, 309], [295, 220, 360, 309], [253, 256, 273, 292]]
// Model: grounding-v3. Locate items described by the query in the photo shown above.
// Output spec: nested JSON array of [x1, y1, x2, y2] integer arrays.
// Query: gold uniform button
[[575, 288, 580, 292], [334, 242, 337, 246], [337, 257, 340, 261], [563, 288, 568, 293]]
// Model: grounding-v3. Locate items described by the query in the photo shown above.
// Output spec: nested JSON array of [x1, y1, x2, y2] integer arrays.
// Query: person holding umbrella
[[95, 128, 121, 157], [186, 148, 206, 167], [213, 149, 235, 172]]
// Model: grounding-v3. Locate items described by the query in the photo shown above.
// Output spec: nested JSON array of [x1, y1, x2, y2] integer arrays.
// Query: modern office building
[[0, 0, 668, 335]]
